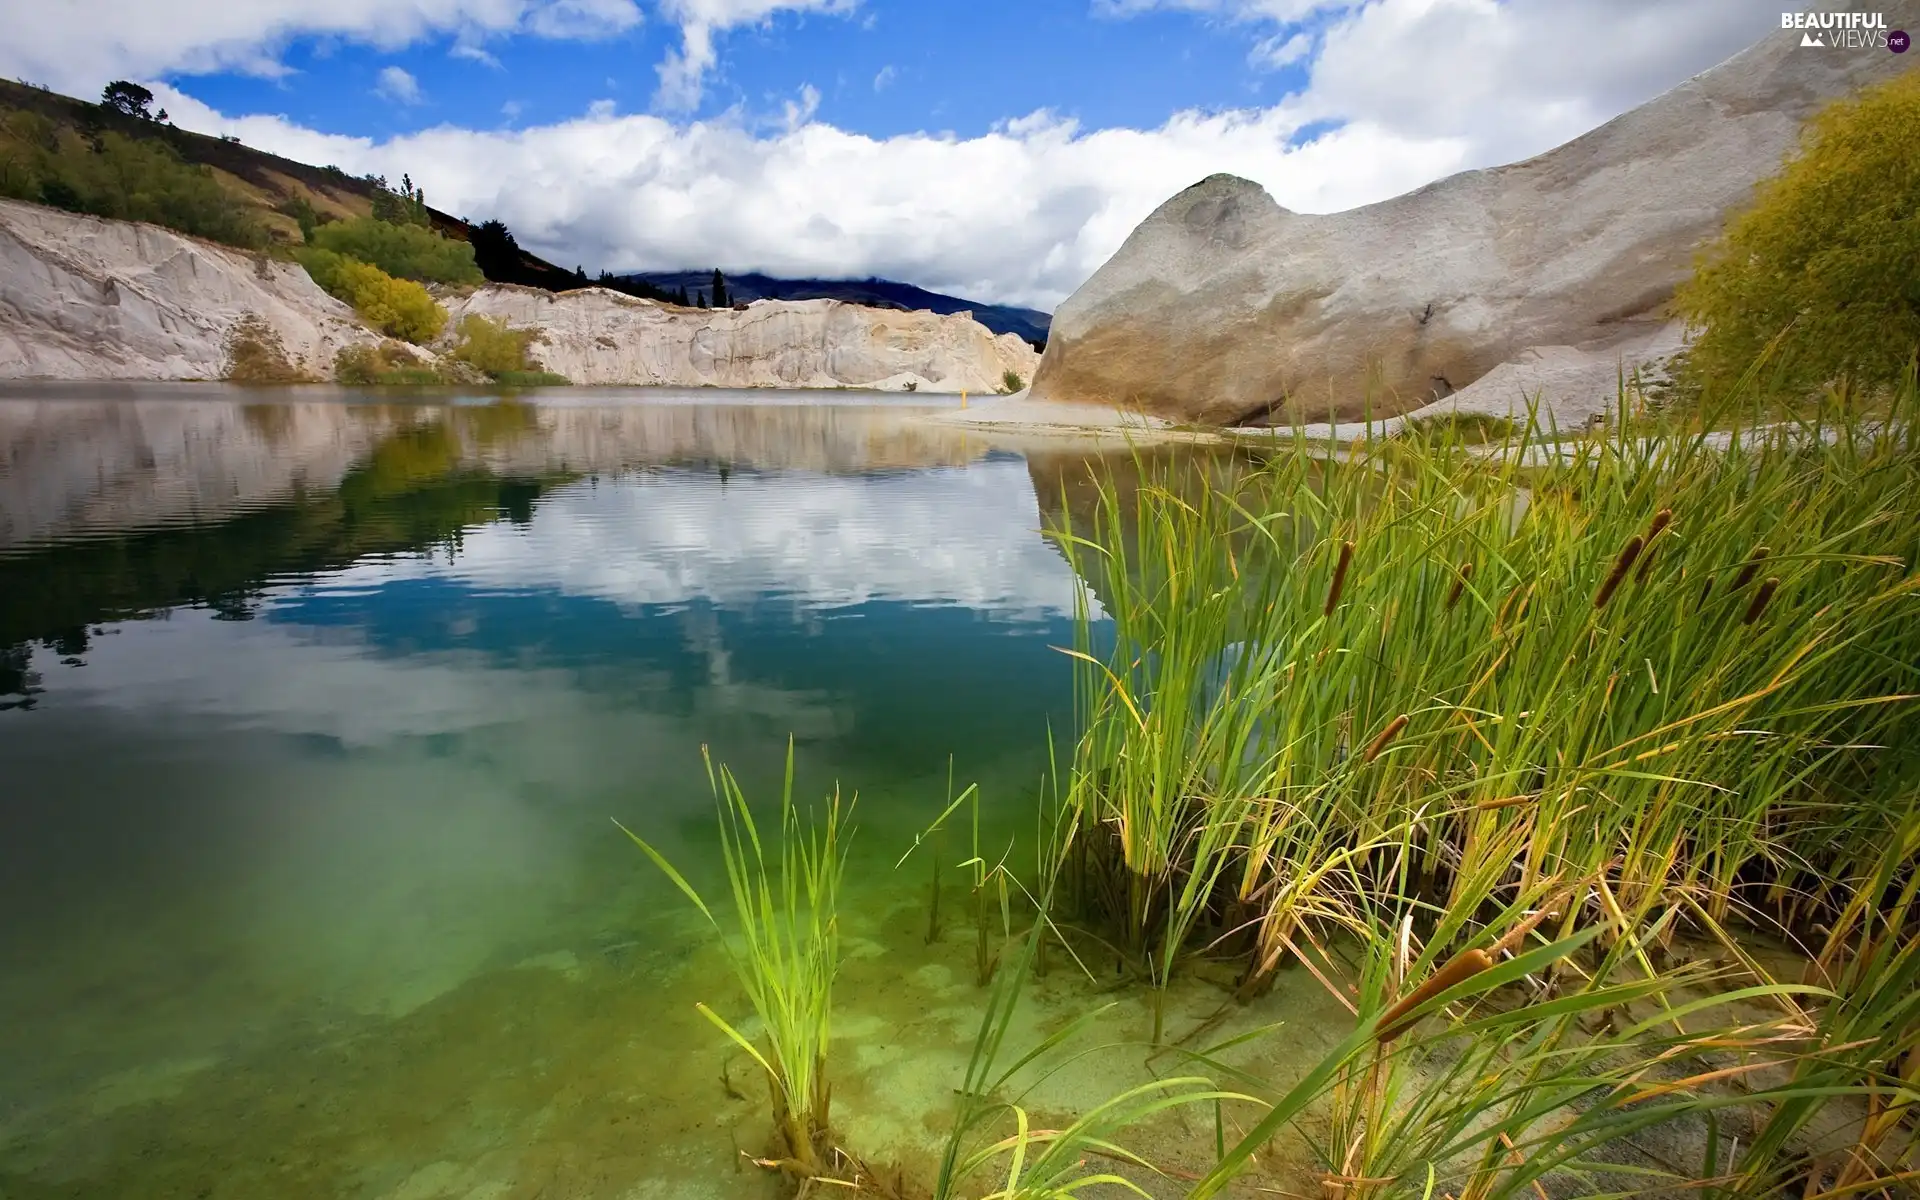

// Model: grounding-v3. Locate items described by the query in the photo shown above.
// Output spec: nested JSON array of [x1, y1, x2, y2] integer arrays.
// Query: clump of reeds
[[618, 741, 849, 1184], [1020, 370, 1920, 1198]]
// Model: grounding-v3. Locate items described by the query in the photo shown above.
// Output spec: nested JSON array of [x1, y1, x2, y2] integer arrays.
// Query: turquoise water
[[0, 388, 1348, 1199], [0, 388, 1090, 1196]]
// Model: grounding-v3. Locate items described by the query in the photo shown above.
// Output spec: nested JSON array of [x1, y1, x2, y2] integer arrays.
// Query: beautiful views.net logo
[[1782, 11, 1911, 52]]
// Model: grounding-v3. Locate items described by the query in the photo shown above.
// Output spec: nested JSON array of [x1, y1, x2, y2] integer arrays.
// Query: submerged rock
[[1027, 7, 1919, 425]]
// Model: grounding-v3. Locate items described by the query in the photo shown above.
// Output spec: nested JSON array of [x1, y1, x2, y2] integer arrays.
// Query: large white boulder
[[1028, 11, 1919, 425]]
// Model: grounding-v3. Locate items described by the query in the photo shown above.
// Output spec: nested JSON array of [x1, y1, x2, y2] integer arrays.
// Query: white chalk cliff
[[0, 198, 375, 380], [1027, 9, 1919, 425], [439, 286, 1038, 393], [0, 198, 1039, 393]]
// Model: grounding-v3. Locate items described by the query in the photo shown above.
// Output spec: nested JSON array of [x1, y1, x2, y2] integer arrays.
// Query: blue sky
[[167, 4, 1323, 143], [1, 1, 1791, 307]]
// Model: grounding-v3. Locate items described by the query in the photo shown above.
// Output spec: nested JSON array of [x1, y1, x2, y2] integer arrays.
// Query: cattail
[[1325, 540, 1355, 615], [1742, 576, 1781, 625], [1634, 509, 1674, 584], [1376, 948, 1494, 1042], [1731, 546, 1770, 592], [1592, 535, 1644, 610], [1446, 561, 1474, 610], [1363, 713, 1411, 764]]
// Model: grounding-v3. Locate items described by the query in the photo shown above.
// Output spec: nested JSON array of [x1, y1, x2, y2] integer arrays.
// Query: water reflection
[[0, 389, 1253, 1198]]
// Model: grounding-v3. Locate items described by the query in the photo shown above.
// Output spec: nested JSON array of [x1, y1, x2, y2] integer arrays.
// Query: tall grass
[[620, 741, 849, 1183], [984, 376, 1920, 1197]]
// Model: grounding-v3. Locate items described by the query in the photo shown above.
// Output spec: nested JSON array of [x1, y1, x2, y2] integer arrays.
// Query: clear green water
[[0, 388, 1345, 1199]]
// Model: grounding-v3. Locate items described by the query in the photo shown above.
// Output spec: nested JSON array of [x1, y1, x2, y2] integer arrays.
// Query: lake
[[0, 385, 1177, 1198]]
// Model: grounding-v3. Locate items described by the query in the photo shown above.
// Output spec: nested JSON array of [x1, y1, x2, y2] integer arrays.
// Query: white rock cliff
[[1027, 11, 1919, 425], [0, 198, 1039, 393]]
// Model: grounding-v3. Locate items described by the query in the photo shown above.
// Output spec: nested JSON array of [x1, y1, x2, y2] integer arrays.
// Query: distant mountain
[[620, 271, 1050, 348]]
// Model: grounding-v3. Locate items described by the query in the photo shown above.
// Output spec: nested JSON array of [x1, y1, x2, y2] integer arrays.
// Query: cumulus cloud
[[653, 0, 860, 110], [374, 65, 425, 104], [151, 81, 1465, 309], [0, 0, 641, 95], [139, 0, 1778, 311]]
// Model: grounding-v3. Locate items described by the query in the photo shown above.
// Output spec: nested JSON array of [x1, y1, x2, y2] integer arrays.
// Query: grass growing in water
[[619, 741, 850, 1187], [986, 374, 1920, 1196]]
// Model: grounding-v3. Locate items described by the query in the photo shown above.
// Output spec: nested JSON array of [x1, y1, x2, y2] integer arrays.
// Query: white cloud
[[374, 65, 425, 104], [450, 41, 505, 68], [654, 0, 860, 111], [140, 0, 1778, 312], [0, 0, 641, 95], [1249, 30, 1311, 69], [873, 64, 897, 92]]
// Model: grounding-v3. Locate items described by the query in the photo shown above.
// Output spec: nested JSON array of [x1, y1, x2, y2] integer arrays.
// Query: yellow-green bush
[[450, 314, 537, 377], [299, 249, 445, 343], [0, 113, 263, 248], [307, 216, 481, 285], [1675, 71, 1920, 393]]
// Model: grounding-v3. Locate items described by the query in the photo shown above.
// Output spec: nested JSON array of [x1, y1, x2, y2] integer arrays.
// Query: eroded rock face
[[0, 199, 375, 381], [0, 199, 1040, 393], [440, 287, 1039, 393], [1029, 13, 1919, 425]]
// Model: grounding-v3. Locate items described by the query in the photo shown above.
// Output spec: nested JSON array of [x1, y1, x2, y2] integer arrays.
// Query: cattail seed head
[[1446, 561, 1473, 610], [1742, 576, 1781, 625], [1376, 948, 1494, 1043], [1325, 540, 1355, 616], [1593, 535, 1644, 610], [1732, 546, 1770, 592], [1363, 713, 1411, 764], [1635, 510, 1673, 584]]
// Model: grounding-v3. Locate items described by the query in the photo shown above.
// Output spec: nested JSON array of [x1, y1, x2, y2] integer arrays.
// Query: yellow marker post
[[961, 390, 968, 409]]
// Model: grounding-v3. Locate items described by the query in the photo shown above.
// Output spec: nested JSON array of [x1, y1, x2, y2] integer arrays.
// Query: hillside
[[622, 270, 1050, 347], [0, 78, 576, 289]]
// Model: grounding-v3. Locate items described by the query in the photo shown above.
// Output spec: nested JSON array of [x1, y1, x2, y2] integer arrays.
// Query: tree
[[100, 81, 156, 120], [697, 290, 708, 308], [675, 285, 689, 306], [469, 219, 521, 282], [711, 268, 729, 309], [1675, 70, 1920, 393], [306, 216, 482, 285]]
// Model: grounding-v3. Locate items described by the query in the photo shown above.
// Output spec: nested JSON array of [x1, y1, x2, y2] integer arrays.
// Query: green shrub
[[1001, 369, 1023, 394], [0, 115, 262, 248], [300, 249, 445, 343], [449, 313, 538, 377], [307, 216, 481, 285], [1675, 71, 1920, 393]]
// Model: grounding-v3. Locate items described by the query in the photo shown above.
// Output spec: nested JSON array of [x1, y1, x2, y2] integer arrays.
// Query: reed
[[618, 740, 850, 1184], [1014, 370, 1920, 1197]]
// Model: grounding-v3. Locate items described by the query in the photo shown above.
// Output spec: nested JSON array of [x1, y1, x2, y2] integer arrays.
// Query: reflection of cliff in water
[[0, 395, 1004, 709], [0, 392, 993, 551]]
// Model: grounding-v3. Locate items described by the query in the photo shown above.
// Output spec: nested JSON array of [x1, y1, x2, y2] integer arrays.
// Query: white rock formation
[[439, 286, 1039, 393], [0, 199, 375, 380], [0, 199, 1039, 393], [1028, 10, 1919, 425]]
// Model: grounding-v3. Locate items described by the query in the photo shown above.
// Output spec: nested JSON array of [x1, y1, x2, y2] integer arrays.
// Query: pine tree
[[711, 268, 729, 309]]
